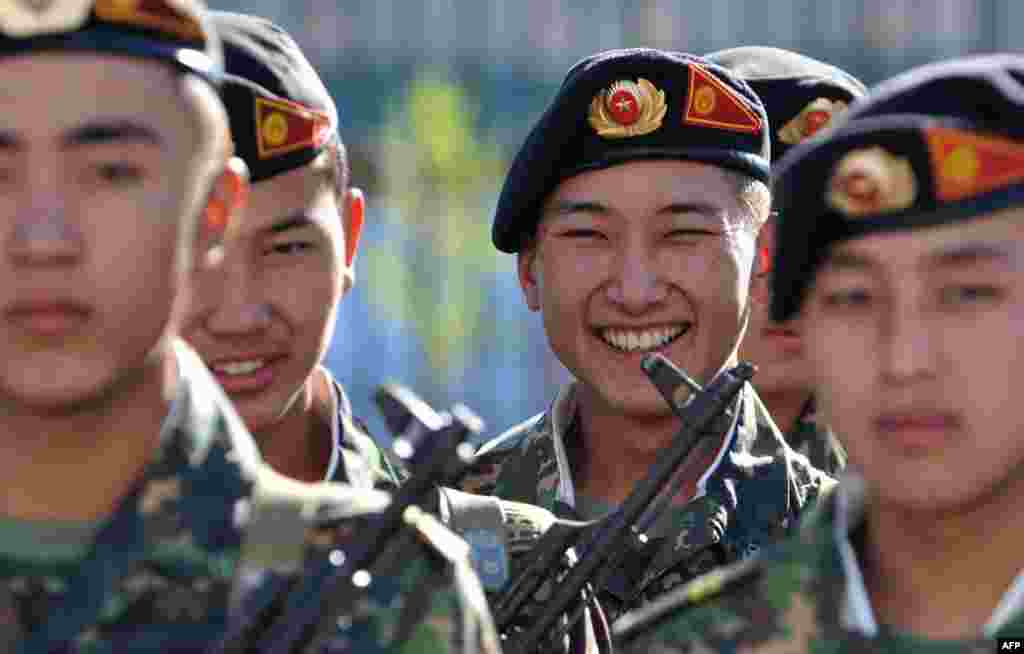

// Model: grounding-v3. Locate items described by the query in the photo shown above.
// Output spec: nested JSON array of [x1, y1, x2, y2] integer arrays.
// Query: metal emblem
[[778, 97, 848, 145], [588, 78, 667, 139], [827, 146, 917, 217], [0, 0, 92, 37]]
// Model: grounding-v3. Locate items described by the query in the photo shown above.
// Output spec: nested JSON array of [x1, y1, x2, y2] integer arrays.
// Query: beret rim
[[0, 25, 221, 85]]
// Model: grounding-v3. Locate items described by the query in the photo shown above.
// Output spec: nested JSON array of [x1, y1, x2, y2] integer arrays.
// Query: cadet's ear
[[200, 157, 248, 263], [750, 218, 775, 307], [341, 187, 365, 291], [518, 247, 541, 312]]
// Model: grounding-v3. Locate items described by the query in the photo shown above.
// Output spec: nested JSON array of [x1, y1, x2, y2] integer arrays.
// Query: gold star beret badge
[[0, 0, 92, 37], [778, 97, 848, 145], [588, 78, 667, 139], [827, 146, 917, 217]]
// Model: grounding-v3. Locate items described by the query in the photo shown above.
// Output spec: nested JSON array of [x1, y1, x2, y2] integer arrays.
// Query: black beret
[[770, 53, 1024, 322], [492, 48, 771, 253], [211, 11, 336, 183], [705, 46, 866, 162], [0, 0, 221, 85]]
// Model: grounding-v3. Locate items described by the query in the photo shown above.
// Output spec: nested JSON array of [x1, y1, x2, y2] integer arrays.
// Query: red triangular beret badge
[[255, 96, 333, 160], [683, 63, 761, 134], [925, 127, 1024, 202]]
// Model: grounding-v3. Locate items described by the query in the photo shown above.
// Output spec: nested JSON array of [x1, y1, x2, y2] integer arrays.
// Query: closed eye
[[266, 241, 314, 256], [666, 229, 715, 239], [558, 228, 606, 239]]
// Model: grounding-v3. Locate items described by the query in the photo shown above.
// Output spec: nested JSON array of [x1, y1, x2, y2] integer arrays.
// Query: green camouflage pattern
[[325, 372, 406, 488], [459, 381, 835, 617], [781, 397, 846, 478], [0, 341, 497, 654], [615, 478, 1024, 653]]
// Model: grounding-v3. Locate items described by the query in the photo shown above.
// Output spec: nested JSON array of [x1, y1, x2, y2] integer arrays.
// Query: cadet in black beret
[[178, 11, 405, 490], [706, 46, 865, 477], [0, 0, 251, 648], [458, 49, 834, 652], [614, 53, 1024, 653]]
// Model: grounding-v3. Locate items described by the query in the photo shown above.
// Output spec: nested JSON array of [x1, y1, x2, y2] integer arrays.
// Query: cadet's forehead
[[542, 159, 736, 213], [230, 162, 338, 236], [822, 207, 1024, 273], [0, 54, 193, 138]]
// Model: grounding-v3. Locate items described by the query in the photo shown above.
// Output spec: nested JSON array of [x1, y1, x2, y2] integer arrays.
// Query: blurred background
[[210, 0, 1022, 444]]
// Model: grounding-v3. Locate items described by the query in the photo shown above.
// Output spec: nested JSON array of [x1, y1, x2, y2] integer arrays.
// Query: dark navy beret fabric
[[0, 0, 221, 85], [212, 11, 337, 183]]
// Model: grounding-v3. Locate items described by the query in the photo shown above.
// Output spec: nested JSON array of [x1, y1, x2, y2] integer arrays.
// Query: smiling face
[[0, 54, 221, 414], [803, 208, 1024, 513], [179, 151, 363, 433], [519, 159, 760, 418]]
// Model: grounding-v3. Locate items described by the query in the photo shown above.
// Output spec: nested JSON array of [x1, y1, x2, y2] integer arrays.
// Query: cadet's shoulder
[[243, 470, 501, 653], [615, 528, 834, 654], [458, 412, 546, 495]]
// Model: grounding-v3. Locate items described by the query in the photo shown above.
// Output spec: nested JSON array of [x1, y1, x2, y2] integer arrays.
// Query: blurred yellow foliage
[[364, 70, 509, 380]]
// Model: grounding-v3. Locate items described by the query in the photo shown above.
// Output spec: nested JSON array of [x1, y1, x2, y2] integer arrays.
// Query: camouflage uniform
[[318, 367, 405, 488], [460, 380, 834, 615], [781, 398, 846, 478], [614, 475, 1024, 653], [0, 342, 497, 654]]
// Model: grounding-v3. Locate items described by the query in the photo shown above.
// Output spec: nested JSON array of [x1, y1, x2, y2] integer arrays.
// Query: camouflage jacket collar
[[535, 380, 768, 514], [783, 396, 847, 476], [830, 476, 1024, 638]]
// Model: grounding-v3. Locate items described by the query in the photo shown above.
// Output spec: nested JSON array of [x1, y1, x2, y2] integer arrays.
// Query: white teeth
[[600, 325, 687, 353], [215, 359, 265, 375]]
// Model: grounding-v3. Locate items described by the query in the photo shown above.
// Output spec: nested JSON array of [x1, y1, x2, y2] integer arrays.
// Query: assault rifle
[[218, 384, 483, 654], [493, 354, 756, 654]]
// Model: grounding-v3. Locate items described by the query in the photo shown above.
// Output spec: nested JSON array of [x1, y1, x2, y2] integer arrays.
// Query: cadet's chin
[[0, 352, 152, 418], [0, 376, 121, 417], [590, 382, 677, 420], [867, 466, 1021, 522]]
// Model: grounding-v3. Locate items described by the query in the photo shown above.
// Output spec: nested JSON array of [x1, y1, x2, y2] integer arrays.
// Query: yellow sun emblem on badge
[[942, 144, 980, 185], [588, 78, 667, 139], [693, 85, 717, 116], [262, 112, 289, 148]]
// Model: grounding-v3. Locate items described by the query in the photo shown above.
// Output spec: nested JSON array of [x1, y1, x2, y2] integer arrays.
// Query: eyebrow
[[926, 242, 1012, 268], [822, 250, 876, 272], [61, 120, 163, 149], [0, 119, 163, 153], [266, 212, 316, 235]]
